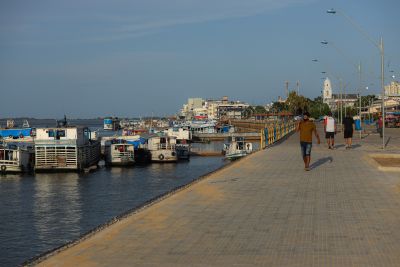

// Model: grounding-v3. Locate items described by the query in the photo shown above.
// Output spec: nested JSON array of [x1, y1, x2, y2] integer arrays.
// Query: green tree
[[243, 106, 255, 118], [271, 102, 288, 113], [254, 105, 267, 114], [286, 91, 309, 115]]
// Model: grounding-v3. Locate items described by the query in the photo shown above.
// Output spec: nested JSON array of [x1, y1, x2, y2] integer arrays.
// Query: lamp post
[[327, 8, 385, 148]]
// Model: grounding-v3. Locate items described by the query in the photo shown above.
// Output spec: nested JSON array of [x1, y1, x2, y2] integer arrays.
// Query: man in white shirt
[[324, 111, 336, 149]]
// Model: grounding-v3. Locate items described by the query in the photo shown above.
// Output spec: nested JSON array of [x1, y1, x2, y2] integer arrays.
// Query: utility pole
[[358, 62, 362, 139], [285, 81, 289, 98], [340, 78, 343, 125], [380, 37, 385, 149], [296, 81, 300, 95]]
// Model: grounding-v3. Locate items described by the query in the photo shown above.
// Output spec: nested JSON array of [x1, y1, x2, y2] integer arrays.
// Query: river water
[[0, 156, 228, 266]]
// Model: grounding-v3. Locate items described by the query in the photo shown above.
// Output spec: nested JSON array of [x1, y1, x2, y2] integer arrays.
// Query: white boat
[[34, 126, 100, 171], [104, 139, 135, 166], [147, 135, 177, 162], [224, 137, 253, 160], [189, 120, 217, 134], [0, 142, 34, 173], [165, 127, 191, 160]]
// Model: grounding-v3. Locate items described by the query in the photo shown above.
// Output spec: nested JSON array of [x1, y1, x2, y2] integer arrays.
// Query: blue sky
[[0, 0, 399, 118]]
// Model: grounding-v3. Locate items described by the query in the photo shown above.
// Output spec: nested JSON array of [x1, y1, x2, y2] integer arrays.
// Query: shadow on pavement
[[311, 156, 333, 169]]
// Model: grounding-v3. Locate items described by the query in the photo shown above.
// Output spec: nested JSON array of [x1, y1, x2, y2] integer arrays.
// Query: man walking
[[324, 111, 336, 149], [296, 112, 320, 171], [343, 115, 355, 149]]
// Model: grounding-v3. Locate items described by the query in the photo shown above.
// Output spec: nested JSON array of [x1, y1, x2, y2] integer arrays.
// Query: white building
[[323, 78, 333, 104], [385, 81, 400, 96]]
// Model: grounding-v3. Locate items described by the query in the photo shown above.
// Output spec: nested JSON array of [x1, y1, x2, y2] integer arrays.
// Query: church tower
[[323, 78, 332, 103]]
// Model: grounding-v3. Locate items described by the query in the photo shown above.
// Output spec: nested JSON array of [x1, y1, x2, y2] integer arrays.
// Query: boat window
[[48, 130, 55, 137], [56, 130, 65, 140]]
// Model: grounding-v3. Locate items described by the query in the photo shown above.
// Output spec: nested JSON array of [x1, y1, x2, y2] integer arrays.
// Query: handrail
[[260, 121, 296, 149]]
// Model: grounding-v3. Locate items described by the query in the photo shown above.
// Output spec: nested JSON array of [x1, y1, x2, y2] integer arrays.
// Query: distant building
[[180, 98, 204, 119], [322, 77, 358, 110], [323, 78, 333, 104], [385, 81, 400, 96], [180, 96, 248, 120], [217, 102, 249, 119]]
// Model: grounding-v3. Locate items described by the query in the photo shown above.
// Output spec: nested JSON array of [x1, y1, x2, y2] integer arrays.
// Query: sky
[[0, 0, 399, 118]]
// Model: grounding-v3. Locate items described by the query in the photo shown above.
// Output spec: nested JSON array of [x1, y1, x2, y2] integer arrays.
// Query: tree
[[254, 105, 267, 114], [271, 102, 288, 113], [286, 91, 310, 115], [243, 106, 255, 118]]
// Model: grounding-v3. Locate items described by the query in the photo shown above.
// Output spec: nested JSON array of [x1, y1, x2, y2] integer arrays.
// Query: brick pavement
[[36, 127, 400, 267]]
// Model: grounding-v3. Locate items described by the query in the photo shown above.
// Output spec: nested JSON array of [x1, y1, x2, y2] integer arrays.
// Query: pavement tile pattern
[[36, 126, 400, 267]]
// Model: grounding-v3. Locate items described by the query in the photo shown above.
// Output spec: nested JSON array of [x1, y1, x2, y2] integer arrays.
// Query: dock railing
[[260, 120, 296, 149]]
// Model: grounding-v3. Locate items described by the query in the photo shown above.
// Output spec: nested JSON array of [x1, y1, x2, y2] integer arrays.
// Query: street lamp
[[327, 8, 386, 149]]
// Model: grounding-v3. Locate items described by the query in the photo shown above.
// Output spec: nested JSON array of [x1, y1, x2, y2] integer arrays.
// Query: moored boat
[[104, 139, 135, 166], [34, 126, 100, 172], [0, 142, 34, 173], [147, 135, 177, 162], [224, 136, 253, 160]]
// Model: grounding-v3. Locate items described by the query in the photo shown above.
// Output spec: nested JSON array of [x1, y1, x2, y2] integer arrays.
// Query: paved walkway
[[36, 127, 400, 267]]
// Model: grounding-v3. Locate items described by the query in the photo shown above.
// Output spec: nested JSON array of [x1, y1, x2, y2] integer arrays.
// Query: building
[[217, 102, 249, 119], [323, 78, 333, 104], [180, 98, 204, 119], [322, 77, 358, 110], [385, 81, 400, 96], [180, 96, 248, 120]]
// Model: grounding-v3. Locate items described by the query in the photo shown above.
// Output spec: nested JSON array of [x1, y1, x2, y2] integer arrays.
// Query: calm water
[[0, 157, 227, 266]]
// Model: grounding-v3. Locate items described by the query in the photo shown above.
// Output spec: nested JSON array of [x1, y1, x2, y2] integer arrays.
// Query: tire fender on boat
[[0, 165, 6, 172], [158, 154, 165, 160]]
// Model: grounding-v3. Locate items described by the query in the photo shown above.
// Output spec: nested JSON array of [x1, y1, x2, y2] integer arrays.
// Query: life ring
[[19, 134, 24, 139], [0, 165, 6, 172], [158, 154, 165, 160]]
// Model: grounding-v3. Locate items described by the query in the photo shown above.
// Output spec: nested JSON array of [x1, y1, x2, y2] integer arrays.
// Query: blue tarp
[[0, 128, 32, 138], [127, 137, 147, 149], [221, 126, 230, 133]]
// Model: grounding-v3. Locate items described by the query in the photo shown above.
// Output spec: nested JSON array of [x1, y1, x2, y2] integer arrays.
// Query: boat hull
[[150, 150, 177, 162]]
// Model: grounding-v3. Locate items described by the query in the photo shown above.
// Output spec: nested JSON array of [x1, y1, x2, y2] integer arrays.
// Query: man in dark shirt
[[343, 115, 354, 149]]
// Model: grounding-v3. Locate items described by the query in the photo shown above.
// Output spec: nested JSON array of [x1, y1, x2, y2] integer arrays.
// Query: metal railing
[[260, 121, 296, 149]]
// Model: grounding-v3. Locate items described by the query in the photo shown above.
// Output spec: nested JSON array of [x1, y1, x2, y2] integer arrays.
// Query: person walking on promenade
[[377, 116, 383, 138], [296, 112, 320, 171], [324, 111, 336, 149], [343, 115, 355, 149]]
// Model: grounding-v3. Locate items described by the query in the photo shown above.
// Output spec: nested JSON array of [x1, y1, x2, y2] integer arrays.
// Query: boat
[[103, 117, 120, 131], [0, 142, 35, 173], [34, 125, 100, 171], [165, 127, 191, 160], [223, 136, 253, 160], [104, 139, 135, 166], [147, 135, 177, 162]]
